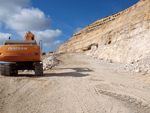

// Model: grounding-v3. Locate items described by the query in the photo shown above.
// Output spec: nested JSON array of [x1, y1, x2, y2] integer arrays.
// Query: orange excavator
[[0, 31, 43, 76]]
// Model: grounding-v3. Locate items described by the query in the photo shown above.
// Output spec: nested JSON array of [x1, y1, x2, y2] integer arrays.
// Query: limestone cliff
[[57, 0, 150, 64]]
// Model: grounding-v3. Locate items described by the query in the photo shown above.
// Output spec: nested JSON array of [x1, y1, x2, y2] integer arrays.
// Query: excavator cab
[[24, 31, 35, 40]]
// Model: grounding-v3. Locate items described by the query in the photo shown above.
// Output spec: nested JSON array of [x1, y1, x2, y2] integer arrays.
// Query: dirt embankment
[[0, 53, 150, 113]]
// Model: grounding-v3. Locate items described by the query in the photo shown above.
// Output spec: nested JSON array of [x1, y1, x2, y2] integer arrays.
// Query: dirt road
[[0, 53, 150, 113]]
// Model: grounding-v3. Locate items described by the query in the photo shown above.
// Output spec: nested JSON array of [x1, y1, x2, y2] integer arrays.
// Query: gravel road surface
[[0, 53, 150, 113]]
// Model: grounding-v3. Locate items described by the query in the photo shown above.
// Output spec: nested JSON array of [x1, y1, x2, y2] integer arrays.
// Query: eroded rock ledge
[[57, 0, 150, 74]]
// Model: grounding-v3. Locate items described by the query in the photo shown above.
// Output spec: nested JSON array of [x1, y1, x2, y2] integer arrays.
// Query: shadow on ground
[[1, 68, 93, 78], [58, 68, 93, 73]]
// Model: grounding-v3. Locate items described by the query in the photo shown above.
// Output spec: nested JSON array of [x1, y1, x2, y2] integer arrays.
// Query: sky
[[0, 0, 139, 53]]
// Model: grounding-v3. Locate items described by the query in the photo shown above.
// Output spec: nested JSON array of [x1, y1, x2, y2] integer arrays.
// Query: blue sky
[[0, 0, 139, 53]]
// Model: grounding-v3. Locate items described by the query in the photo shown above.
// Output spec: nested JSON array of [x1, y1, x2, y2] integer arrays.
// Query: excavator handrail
[[4, 40, 37, 45]]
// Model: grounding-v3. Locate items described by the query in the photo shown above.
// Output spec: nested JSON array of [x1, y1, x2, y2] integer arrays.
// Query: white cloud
[[5, 8, 51, 31], [34, 29, 62, 40], [34, 29, 62, 47], [74, 27, 82, 33], [0, 0, 63, 51], [0, 0, 30, 7], [0, 0, 31, 21], [0, 22, 2, 28], [0, 0, 52, 32], [0, 32, 12, 45], [43, 40, 63, 48], [18, 29, 62, 47]]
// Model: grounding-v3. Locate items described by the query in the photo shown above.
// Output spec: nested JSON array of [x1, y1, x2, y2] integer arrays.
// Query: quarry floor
[[0, 53, 150, 113]]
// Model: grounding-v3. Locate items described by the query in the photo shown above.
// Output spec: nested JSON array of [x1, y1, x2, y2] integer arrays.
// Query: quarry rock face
[[90, 20, 150, 64], [57, 0, 150, 74]]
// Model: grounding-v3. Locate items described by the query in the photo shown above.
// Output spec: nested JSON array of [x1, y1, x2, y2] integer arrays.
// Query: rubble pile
[[86, 47, 150, 75], [43, 53, 59, 70], [125, 56, 150, 75]]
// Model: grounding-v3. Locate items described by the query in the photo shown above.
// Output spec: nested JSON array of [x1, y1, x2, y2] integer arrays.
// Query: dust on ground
[[0, 53, 150, 113]]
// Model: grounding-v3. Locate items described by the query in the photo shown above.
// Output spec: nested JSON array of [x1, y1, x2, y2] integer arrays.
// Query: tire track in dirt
[[90, 77, 150, 113], [97, 88, 150, 113], [73, 79, 100, 113], [90, 78, 132, 112], [0, 76, 50, 113], [72, 77, 119, 113]]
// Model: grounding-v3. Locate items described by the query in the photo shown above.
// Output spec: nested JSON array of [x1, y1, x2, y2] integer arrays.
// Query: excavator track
[[34, 62, 43, 76], [0, 62, 43, 76], [0, 63, 18, 76]]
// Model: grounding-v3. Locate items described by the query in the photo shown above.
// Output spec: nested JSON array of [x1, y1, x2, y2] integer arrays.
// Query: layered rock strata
[[57, 0, 150, 65]]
